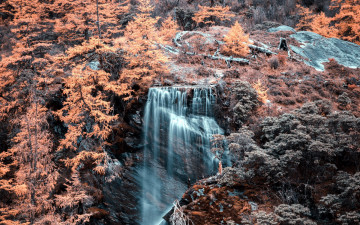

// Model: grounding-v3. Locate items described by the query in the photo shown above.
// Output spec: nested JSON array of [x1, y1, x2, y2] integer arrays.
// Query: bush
[[269, 56, 279, 69], [274, 204, 316, 225], [230, 81, 259, 126]]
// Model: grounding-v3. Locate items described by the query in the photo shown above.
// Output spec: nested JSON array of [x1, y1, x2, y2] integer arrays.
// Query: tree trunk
[[96, 0, 101, 39]]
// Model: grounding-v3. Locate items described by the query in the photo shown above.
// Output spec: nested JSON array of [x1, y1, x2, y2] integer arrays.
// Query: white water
[[139, 87, 224, 225]]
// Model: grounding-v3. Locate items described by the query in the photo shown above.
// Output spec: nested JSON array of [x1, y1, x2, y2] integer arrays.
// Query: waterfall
[[139, 86, 223, 225]]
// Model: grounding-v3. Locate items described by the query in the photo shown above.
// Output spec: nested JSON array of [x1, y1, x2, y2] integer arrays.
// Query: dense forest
[[0, 0, 360, 224]]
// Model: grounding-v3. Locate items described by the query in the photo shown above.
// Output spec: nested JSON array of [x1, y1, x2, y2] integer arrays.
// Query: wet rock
[[290, 31, 360, 71], [153, 79, 162, 86], [249, 201, 258, 211], [87, 60, 101, 70], [131, 111, 142, 125], [167, 93, 360, 224]]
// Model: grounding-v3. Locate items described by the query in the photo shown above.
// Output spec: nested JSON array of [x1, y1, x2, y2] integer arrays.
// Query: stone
[[87, 60, 101, 70], [249, 201, 258, 211], [290, 31, 360, 71]]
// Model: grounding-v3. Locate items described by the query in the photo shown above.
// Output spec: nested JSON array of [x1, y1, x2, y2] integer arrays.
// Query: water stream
[[139, 86, 224, 225]]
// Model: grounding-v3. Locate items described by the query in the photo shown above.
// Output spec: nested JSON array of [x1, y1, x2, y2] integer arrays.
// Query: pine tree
[[54, 171, 93, 224], [222, 21, 250, 57], [4, 98, 59, 224], [53, 0, 129, 45], [114, 0, 168, 100], [311, 12, 335, 38], [159, 16, 179, 45], [193, 5, 235, 26], [331, 0, 360, 44], [0, 0, 59, 119], [296, 5, 316, 32], [56, 53, 118, 171], [297, 0, 360, 44]]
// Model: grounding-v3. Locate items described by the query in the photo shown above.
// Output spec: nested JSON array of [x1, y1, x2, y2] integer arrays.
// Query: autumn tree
[[53, 0, 129, 45], [56, 39, 119, 175], [0, 97, 59, 224], [51, 37, 125, 223], [6, 0, 54, 46], [114, 0, 169, 99], [54, 171, 94, 224], [159, 15, 179, 45], [297, 5, 338, 38], [193, 5, 235, 26], [330, 0, 360, 44], [222, 21, 251, 57], [0, 149, 16, 224], [0, 0, 62, 120], [297, 0, 360, 44]]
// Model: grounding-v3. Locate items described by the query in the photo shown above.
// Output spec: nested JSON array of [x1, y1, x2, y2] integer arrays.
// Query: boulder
[[290, 31, 360, 71]]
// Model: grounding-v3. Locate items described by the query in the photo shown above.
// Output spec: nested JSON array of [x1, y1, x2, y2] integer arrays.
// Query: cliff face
[[160, 26, 360, 225]]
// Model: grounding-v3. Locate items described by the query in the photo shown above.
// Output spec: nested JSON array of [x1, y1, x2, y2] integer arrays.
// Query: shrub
[[274, 204, 316, 225], [269, 56, 279, 69], [231, 81, 259, 126]]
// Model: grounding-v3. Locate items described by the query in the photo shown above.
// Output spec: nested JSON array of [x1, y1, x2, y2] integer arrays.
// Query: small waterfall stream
[[139, 86, 224, 225]]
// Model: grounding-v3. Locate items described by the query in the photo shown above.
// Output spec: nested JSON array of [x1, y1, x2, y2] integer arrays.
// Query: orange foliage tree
[[114, 0, 168, 99], [54, 37, 125, 223], [331, 0, 360, 44], [56, 39, 119, 175], [194, 5, 235, 26], [6, 0, 53, 46], [2, 98, 59, 224], [0, 0, 65, 119], [54, 171, 94, 224], [159, 16, 179, 45], [53, 0, 129, 44], [222, 21, 251, 57], [310, 12, 334, 38], [297, 0, 360, 44]]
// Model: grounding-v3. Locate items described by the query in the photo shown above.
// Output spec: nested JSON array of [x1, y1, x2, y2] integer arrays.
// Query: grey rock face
[[290, 31, 360, 71], [87, 60, 101, 70], [268, 25, 296, 33]]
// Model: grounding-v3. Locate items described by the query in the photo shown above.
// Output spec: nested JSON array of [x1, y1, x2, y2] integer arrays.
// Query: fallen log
[[202, 54, 249, 65], [249, 44, 277, 55]]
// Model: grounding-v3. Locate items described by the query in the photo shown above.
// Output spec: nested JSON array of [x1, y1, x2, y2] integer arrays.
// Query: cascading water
[[139, 86, 224, 225]]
